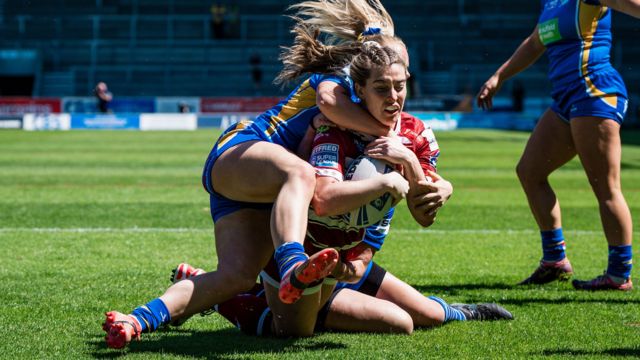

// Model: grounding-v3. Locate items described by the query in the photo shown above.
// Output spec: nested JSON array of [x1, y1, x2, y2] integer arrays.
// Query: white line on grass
[[0, 227, 635, 236]]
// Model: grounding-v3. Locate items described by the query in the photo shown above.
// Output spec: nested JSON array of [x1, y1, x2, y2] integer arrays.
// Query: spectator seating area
[[1, 0, 639, 98]]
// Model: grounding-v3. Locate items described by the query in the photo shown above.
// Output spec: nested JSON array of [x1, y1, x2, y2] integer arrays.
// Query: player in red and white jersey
[[171, 109, 513, 334]]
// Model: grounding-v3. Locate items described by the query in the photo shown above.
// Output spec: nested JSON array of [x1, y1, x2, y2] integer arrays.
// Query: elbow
[[317, 91, 337, 111], [311, 195, 331, 217]]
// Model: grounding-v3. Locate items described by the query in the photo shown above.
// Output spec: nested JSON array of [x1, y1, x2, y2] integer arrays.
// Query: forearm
[[313, 177, 391, 217], [397, 152, 437, 226], [317, 83, 389, 137], [494, 31, 545, 82], [601, 0, 640, 17]]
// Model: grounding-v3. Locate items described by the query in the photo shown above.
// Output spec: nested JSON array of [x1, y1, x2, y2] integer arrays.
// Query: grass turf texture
[[1, 129, 639, 359]]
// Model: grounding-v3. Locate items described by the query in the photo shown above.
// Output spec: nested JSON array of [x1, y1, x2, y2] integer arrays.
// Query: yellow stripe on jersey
[[578, 2, 604, 77], [578, 3, 612, 99], [264, 79, 317, 137], [217, 120, 253, 148]]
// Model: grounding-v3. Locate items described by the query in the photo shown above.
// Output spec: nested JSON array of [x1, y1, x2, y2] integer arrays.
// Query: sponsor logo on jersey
[[311, 143, 339, 167], [539, 18, 562, 45]]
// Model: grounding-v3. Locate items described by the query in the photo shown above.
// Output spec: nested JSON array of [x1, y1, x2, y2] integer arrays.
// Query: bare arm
[[406, 172, 453, 227], [477, 26, 546, 109], [311, 172, 409, 217], [600, 0, 640, 17], [317, 81, 391, 137], [365, 136, 452, 227]]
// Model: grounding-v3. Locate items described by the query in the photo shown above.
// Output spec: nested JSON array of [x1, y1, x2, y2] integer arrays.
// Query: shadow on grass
[[89, 328, 347, 359], [412, 282, 640, 304], [412, 282, 514, 295], [538, 347, 640, 357]]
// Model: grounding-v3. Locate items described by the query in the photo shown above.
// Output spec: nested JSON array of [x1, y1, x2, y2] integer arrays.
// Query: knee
[[388, 308, 414, 335], [371, 305, 413, 335], [515, 160, 530, 183], [516, 160, 543, 187], [285, 162, 316, 189], [272, 319, 315, 338], [587, 176, 619, 201]]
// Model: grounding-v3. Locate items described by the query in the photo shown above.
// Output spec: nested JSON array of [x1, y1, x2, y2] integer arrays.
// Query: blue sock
[[607, 245, 632, 280], [131, 298, 171, 333], [274, 242, 308, 279], [428, 296, 466, 322], [541, 228, 566, 262]]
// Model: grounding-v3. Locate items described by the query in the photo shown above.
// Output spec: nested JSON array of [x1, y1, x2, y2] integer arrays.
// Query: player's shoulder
[[400, 112, 425, 132], [309, 73, 348, 88], [314, 125, 354, 147]]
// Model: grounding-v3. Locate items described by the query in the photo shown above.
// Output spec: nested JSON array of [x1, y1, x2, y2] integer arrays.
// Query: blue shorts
[[203, 122, 272, 223], [550, 68, 628, 124], [551, 95, 628, 124]]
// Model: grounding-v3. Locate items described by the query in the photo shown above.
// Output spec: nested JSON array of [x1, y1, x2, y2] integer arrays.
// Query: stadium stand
[[0, 0, 638, 103]]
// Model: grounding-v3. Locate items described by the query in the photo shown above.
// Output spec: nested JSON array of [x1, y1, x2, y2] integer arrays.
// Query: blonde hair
[[288, 0, 395, 42], [275, 23, 362, 84], [275, 0, 407, 84]]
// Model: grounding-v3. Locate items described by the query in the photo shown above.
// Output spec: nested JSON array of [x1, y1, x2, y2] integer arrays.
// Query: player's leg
[[104, 209, 274, 348], [211, 141, 318, 301], [321, 288, 414, 334], [368, 265, 512, 324], [374, 271, 444, 326], [262, 250, 339, 337], [569, 115, 633, 290], [516, 108, 576, 285]]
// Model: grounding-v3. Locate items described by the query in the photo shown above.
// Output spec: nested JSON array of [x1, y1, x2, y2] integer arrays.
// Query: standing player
[[477, 0, 640, 290]]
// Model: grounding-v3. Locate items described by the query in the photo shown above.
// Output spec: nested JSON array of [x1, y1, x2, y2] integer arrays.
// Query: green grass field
[[1, 129, 639, 359]]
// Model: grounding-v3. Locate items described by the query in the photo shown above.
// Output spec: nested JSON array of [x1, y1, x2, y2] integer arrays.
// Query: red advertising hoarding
[[0, 97, 61, 115], [200, 97, 280, 113]]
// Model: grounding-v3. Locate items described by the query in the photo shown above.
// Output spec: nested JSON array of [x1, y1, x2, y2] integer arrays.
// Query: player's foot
[[572, 272, 633, 291], [102, 311, 142, 349], [170, 262, 205, 283], [450, 303, 514, 321], [518, 258, 573, 285], [279, 248, 339, 304]]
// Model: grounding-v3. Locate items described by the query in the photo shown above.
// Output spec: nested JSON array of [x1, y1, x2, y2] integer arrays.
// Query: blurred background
[[0, 0, 639, 130]]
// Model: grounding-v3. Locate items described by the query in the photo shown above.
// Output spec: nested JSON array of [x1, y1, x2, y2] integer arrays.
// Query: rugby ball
[[342, 155, 400, 228]]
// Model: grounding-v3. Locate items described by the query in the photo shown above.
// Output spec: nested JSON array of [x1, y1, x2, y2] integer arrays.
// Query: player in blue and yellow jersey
[[102, 0, 427, 348], [169, 45, 512, 336], [477, 0, 640, 291]]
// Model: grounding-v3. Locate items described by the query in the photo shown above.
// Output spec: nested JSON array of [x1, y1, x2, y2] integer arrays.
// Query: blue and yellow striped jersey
[[538, 0, 627, 100], [251, 73, 355, 151]]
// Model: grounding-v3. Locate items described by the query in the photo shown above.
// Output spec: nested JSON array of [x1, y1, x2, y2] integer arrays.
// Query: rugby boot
[[279, 248, 339, 304], [170, 262, 205, 283], [103, 311, 142, 349], [450, 303, 514, 321], [518, 258, 573, 285], [572, 271, 633, 291]]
